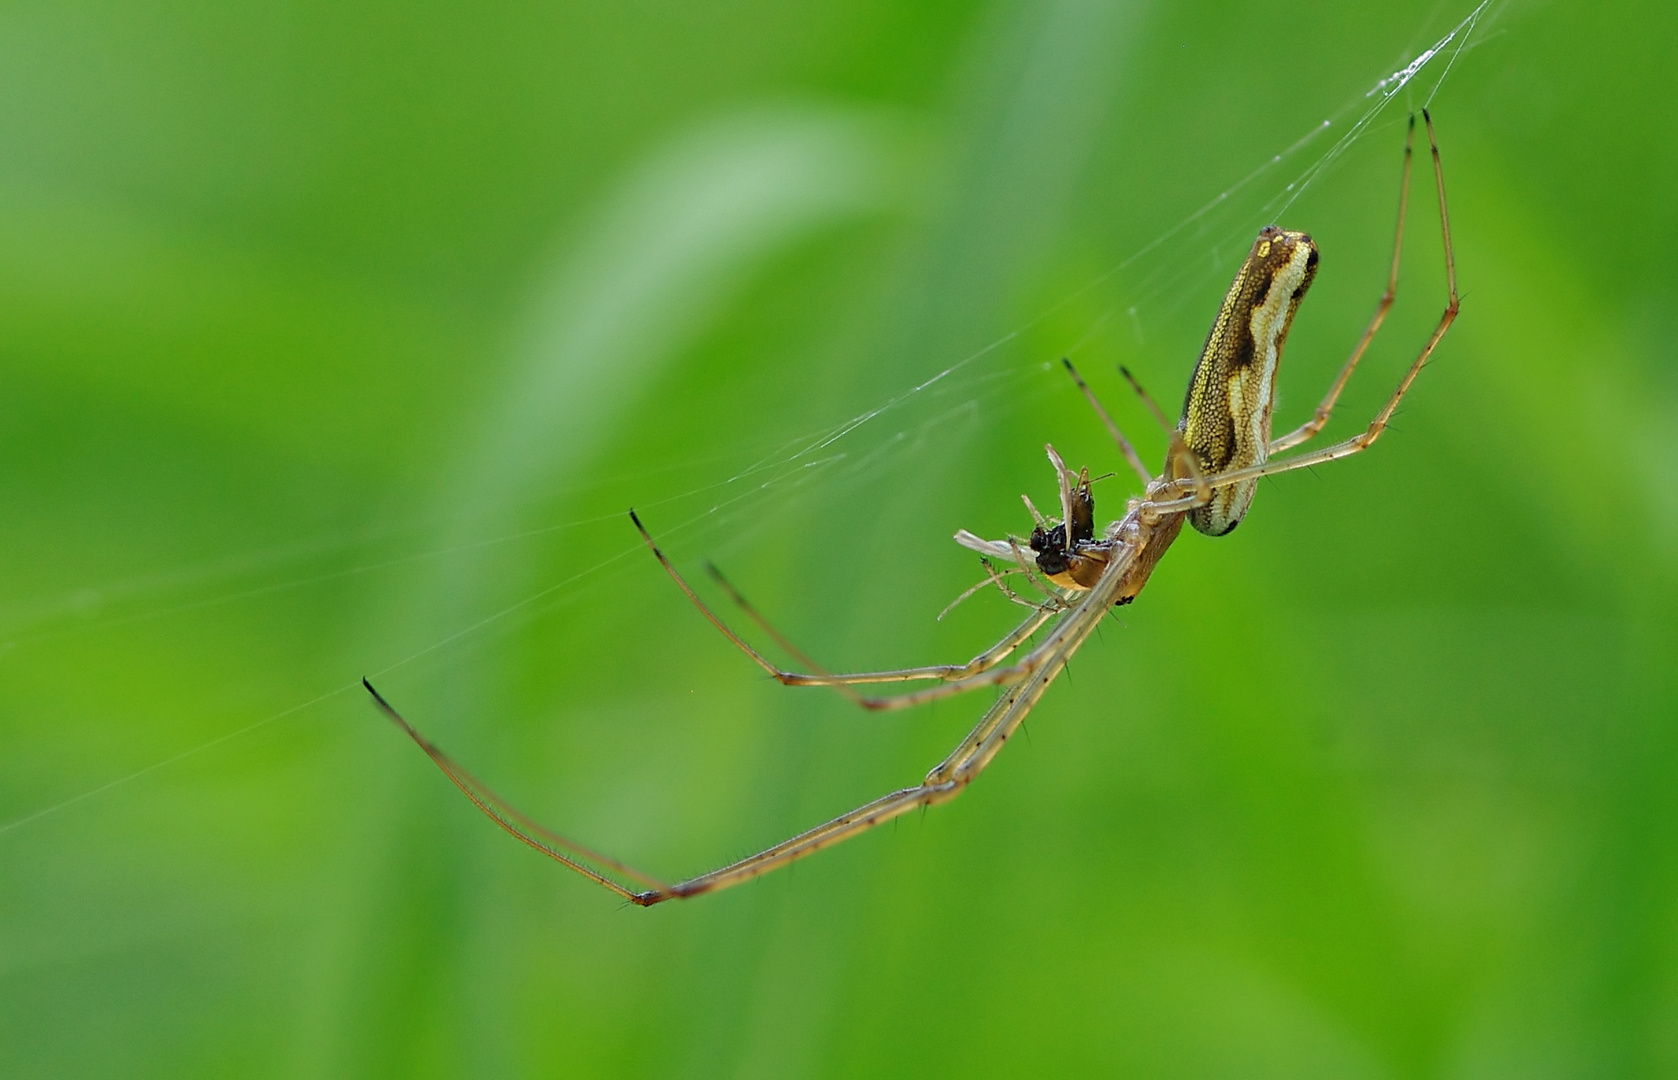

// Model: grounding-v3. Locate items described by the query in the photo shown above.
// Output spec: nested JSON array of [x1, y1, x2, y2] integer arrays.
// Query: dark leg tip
[[362, 678, 411, 731], [628, 509, 661, 550]]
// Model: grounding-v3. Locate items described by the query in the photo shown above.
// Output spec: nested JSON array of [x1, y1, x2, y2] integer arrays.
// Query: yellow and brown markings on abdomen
[[1178, 226, 1318, 536]]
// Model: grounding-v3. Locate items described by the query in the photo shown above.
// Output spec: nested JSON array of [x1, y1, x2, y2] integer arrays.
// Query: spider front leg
[[702, 536, 1086, 715], [365, 539, 1136, 906], [619, 550, 1131, 904], [363, 679, 668, 903], [631, 511, 1060, 709]]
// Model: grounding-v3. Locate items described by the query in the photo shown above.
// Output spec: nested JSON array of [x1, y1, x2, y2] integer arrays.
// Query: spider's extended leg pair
[[1061, 358, 1152, 486], [368, 531, 1146, 905], [1064, 359, 1211, 507], [634, 511, 1070, 713], [611, 538, 1144, 903]]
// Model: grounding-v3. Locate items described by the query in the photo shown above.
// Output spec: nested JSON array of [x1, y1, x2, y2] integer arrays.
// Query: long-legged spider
[[365, 111, 1458, 906]]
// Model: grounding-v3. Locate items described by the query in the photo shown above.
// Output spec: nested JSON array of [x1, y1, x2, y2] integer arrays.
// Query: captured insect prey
[[365, 111, 1460, 907]]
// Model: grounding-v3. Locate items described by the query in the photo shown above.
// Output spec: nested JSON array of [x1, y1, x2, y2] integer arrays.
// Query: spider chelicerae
[[365, 111, 1458, 906]]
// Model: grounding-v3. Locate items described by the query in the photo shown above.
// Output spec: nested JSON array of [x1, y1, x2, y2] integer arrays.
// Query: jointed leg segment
[[1270, 114, 1419, 455], [363, 678, 668, 903], [1061, 357, 1152, 485], [630, 511, 1063, 711], [649, 539, 1136, 901], [365, 532, 1139, 905]]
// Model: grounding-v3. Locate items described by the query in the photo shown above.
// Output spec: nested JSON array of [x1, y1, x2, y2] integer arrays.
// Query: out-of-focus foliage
[[3, 0, 1676, 1075]]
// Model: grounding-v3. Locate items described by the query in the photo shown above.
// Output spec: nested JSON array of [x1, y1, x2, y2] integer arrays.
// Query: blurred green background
[[3, 0, 1677, 1075]]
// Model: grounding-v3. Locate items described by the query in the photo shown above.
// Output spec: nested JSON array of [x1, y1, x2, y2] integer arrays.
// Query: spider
[[365, 111, 1458, 906]]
